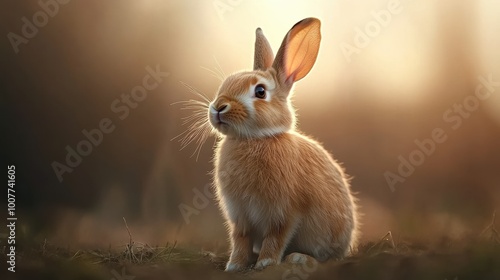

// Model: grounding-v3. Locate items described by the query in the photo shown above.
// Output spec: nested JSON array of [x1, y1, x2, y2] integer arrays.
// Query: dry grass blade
[[122, 217, 140, 263], [480, 211, 500, 243], [165, 240, 178, 262], [41, 238, 47, 256], [367, 231, 397, 254], [70, 250, 82, 260]]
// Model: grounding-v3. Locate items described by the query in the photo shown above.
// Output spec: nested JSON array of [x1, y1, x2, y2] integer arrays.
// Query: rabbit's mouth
[[214, 120, 228, 128], [209, 111, 229, 131], [216, 112, 225, 124], [212, 122, 231, 136]]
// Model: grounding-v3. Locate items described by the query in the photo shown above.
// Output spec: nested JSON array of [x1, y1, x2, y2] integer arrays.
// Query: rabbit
[[208, 17, 359, 271]]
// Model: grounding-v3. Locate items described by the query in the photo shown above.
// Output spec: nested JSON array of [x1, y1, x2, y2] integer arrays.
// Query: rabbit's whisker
[[200, 66, 224, 82], [171, 82, 214, 161], [177, 119, 208, 146], [171, 99, 208, 108], [179, 81, 211, 103], [212, 55, 226, 79]]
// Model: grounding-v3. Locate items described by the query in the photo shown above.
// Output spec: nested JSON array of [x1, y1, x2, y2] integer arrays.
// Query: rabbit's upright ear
[[254, 28, 274, 71], [273, 18, 321, 86]]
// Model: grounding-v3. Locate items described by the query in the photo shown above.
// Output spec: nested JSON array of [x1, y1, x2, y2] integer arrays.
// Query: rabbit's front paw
[[225, 262, 245, 272], [255, 258, 278, 270]]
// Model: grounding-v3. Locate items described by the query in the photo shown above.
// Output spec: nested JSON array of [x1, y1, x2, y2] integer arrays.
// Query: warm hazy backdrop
[[2, 0, 500, 251]]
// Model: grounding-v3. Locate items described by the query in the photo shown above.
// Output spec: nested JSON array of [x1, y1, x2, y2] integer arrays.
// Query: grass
[[2, 214, 500, 280]]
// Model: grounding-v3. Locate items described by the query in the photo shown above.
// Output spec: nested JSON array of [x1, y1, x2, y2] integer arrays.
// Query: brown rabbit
[[206, 18, 359, 271]]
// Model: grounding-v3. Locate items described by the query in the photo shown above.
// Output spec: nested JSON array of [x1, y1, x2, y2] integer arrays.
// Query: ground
[[2, 229, 500, 280]]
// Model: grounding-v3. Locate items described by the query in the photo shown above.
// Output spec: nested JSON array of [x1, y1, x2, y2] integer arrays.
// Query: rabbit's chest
[[215, 136, 299, 228], [223, 189, 288, 230]]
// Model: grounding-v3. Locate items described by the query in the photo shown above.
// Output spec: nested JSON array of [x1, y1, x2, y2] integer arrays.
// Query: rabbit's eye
[[254, 84, 266, 99]]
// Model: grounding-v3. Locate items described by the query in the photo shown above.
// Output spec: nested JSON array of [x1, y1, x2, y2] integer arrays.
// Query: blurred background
[[1, 0, 500, 250]]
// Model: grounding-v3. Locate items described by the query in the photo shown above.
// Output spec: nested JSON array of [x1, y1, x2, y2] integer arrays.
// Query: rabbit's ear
[[254, 28, 274, 71], [273, 18, 321, 86]]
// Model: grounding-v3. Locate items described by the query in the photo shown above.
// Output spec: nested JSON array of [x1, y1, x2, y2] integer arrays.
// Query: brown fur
[[208, 18, 359, 272]]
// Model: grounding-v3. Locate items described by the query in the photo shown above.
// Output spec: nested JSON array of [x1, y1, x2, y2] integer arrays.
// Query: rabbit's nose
[[215, 103, 230, 113]]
